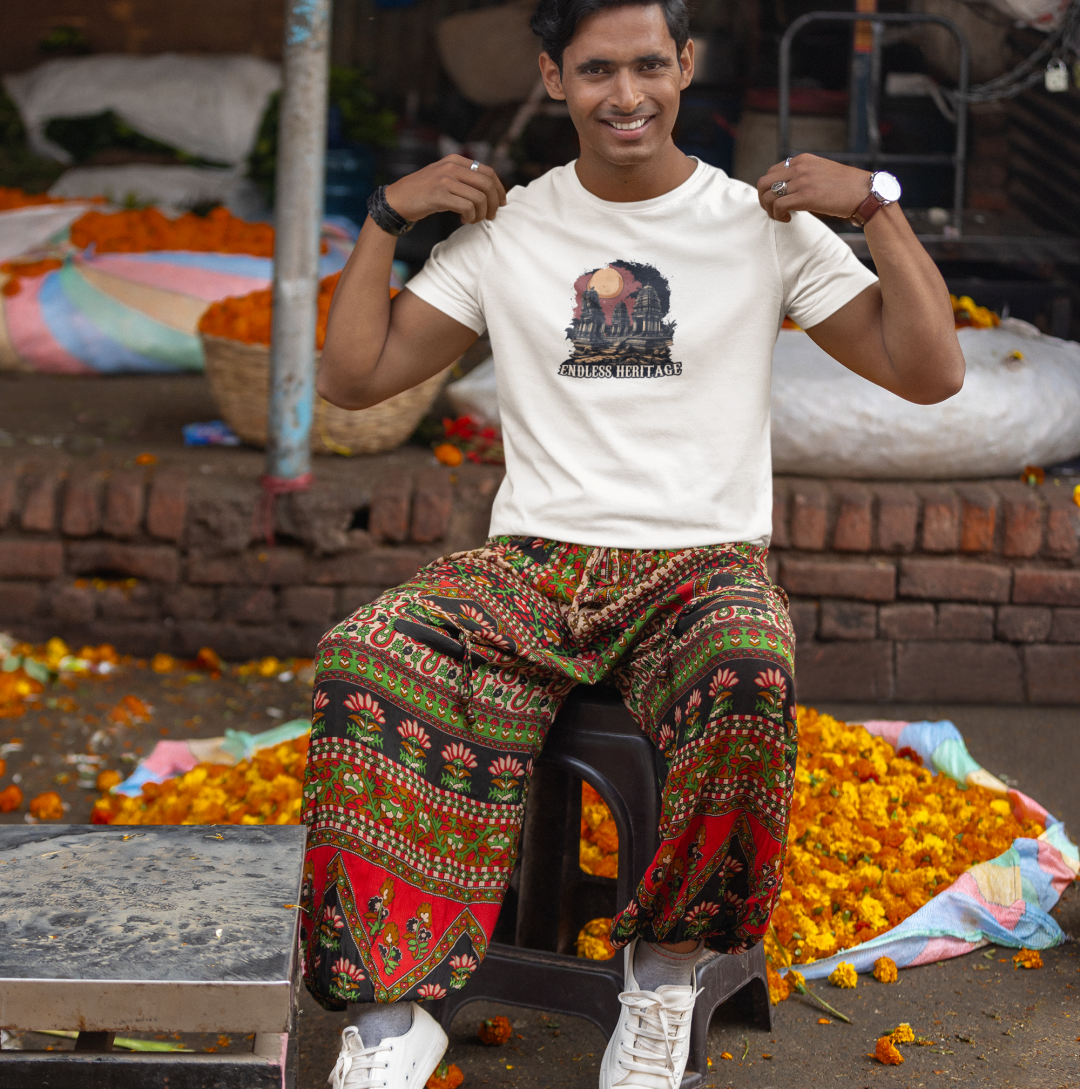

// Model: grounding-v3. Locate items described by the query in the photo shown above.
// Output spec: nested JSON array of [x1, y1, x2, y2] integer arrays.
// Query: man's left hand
[[757, 154, 872, 223]]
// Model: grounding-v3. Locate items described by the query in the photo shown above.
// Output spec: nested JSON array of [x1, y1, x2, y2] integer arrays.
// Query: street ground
[[0, 661, 1076, 1085]]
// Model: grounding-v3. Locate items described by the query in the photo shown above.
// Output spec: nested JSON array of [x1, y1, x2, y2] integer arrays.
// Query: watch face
[[872, 172, 902, 202]]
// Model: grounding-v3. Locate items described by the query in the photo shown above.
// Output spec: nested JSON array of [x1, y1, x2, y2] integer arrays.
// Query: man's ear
[[678, 38, 694, 91], [538, 51, 566, 101]]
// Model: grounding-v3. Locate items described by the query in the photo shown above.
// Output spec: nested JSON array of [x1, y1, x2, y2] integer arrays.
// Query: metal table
[[0, 824, 306, 1088]]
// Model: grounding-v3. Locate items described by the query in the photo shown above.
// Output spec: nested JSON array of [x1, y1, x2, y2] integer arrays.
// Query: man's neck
[[573, 140, 697, 203]]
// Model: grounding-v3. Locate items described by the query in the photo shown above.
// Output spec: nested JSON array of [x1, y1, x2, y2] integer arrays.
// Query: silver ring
[[771, 180, 787, 197], [784, 157, 792, 168], [470, 159, 480, 172]]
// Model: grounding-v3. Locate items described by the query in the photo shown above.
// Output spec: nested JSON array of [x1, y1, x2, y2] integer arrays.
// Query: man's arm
[[318, 155, 506, 410], [757, 154, 964, 406]]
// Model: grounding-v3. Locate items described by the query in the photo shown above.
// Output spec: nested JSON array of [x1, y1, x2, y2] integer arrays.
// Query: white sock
[[347, 1001, 414, 1045], [632, 940, 703, 992]]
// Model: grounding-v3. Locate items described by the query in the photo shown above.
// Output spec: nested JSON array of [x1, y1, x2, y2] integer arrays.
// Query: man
[[302, 1, 964, 1087]]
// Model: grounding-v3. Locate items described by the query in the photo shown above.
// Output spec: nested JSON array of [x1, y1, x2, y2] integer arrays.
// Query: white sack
[[986, 0, 1068, 30], [0, 203, 96, 262], [446, 356, 501, 426], [48, 164, 263, 216], [770, 320, 1080, 478], [4, 54, 281, 167]]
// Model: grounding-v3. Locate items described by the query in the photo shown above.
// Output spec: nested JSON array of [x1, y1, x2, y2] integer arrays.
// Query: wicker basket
[[201, 334, 449, 456]]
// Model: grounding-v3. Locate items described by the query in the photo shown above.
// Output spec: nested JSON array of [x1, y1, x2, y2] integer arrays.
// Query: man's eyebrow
[[576, 52, 673, 72]]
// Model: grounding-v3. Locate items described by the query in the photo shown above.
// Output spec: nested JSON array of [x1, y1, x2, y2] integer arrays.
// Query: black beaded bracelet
[[367, 185, 415, 236]]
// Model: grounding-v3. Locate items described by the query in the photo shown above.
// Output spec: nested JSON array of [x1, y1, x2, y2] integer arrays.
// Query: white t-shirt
[[407, 159, 877, 549]]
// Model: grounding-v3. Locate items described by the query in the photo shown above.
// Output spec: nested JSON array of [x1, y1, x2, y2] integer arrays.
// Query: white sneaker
[[599, 939, 698, 1089], [328, 1003, 448, 1089]]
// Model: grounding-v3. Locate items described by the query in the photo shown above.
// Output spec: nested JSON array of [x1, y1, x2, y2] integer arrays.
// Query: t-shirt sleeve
[[404, 220, 492, 334], [774, 211, 878, 329]]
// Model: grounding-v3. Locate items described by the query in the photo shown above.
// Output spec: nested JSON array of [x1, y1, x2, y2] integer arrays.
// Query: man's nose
[[609, 68, 644, 114]]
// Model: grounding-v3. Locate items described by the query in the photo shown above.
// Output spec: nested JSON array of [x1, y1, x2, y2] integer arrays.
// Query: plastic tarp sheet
[[783, 719, 1079, 981], [0, 203, 96, 263], [3, 54, 281, 167]]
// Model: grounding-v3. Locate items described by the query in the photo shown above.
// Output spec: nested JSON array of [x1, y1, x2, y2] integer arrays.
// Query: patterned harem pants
[[300, 536, 797, 1008]]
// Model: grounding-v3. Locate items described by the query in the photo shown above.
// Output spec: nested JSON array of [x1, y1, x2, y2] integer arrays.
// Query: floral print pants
[[300, 537, 797, 1008]]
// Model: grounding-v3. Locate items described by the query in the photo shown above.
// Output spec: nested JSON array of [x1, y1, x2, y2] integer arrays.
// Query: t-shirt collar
[[564, 156, 708, 213]]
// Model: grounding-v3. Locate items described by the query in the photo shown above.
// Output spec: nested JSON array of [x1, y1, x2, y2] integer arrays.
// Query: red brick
[[337, 586, 385, 616], [219, 586, 277, 624], [410, 469, 454, 543], [0, 539, 63, 579], [21, 469, 63, 533], [146, 473, 188, 542], [1043, 488, 1079, 559], [996, 605, 1052, 643], [879, 602, 936, 640], [0, 581, 43, 622], [895, 641, 1023, 702], [174, 621, 297, 661], [281, 586, 336, 625], [779, 558, 896, 602], [0, 466, 22, 528], [49, 582, 97, 623], [935, 603, 994, 640], [790, 481, 828, 551], [771, 485, 791, 549], [99, 583, 159, 621], [67, 541, 179, 582], [795, 640, 893, 701], [1012, 568, 1080, 606], [82, 621, 177, 658], [103, 470, 145, 539], [369, 471, 412, 543], [61, 471, 104, 537], [312, 548, 427, 587], [818, 599, 877, 640], [874, 485, 917, 553], [161, 586, 216, 620], [1050, 608, 1080, 643], [919, 486, 961, 552], [186, 548, 306, 586], [958, 485, 998, 553], [899, 559, 1011, 603], [1024, 645, 1080, 703], [832, 484, 872, 552], [998, 481, 1043, 558], [786, 599, 817, 643]]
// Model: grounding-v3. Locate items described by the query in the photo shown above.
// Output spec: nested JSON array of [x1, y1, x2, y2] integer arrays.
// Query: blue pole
[[266, 0, 331, 484]]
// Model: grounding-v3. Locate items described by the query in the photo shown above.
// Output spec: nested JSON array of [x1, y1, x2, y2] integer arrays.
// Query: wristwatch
[[850, 171, 902, 227]]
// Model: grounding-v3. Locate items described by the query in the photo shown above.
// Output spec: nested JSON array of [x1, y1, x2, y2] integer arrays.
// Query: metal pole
[[266, 0, 332, 485], [848, 0, 877, 155]]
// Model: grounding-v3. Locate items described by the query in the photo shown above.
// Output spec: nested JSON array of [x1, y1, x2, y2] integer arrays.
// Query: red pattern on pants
[[299, 537, 796, 1008]]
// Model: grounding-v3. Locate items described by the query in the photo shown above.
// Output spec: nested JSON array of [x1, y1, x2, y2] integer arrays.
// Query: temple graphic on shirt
[[560, 260, 682, 379]]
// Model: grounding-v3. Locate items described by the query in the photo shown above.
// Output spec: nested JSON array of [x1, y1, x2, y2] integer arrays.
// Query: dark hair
[[530, 0, 690, 72]]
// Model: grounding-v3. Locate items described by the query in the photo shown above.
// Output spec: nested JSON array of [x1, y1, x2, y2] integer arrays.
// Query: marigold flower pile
[[1, 257, 63, 296], [69, 206, 276, 256], [576, 916, 617, 960], [579, 781, 619, 879], [951, 293, 1000, 329], [765, 707, 1044, 969], [0, 187, 74, 210]]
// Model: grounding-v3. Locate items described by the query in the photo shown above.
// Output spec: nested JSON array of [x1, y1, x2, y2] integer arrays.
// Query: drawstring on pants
[[458, 628, 477, 725]]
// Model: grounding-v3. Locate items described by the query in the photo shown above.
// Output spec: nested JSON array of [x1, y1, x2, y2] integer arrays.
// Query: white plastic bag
[[446, 356, 501, 426]]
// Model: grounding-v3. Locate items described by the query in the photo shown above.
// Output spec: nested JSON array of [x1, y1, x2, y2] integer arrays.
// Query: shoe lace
[[329, 1027, 395, 1089], [613, 989, 696, 1089]]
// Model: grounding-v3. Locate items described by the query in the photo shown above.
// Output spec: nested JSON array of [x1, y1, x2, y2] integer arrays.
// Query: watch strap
[[367, 186, 415, 236], [850, 191, 885, 228]]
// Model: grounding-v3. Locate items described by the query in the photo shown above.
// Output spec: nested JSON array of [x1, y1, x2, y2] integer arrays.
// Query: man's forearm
[[863, 204, 964, 403]]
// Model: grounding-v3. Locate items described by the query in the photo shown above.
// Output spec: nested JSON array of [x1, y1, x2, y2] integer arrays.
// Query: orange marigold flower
[[875, 1036, 904, 1065], [96, 769, 122, 792], [817, 1017, 831, 1024], [427, 1062, 464, 1089], [433, 443, 464, 467], [873, 956, 898, 983], [30, 791, 65, 821], [767, 965, 791, 1004], [1013, 948, 1043, 969], [0, 784, 24, 812], [477, 1016, 512, 1045], [576, 917, 616, 961], [828, 963, 857, 989], [719, 1052, 733, 1060]]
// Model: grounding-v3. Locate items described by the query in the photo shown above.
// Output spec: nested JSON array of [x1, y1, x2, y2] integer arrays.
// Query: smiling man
[[304, 2, 964, 1088]]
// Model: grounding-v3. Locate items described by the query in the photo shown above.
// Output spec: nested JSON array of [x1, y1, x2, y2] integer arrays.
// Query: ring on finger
[[470, 159, 481, 172], [771, 180, 788, 197]]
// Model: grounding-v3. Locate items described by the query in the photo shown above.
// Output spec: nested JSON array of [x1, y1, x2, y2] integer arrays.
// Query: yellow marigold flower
[[873, 956, 898, 983], [1013, 948, 1043, 969], [787, 969, 805, 990], [875, 1036, 904, 1065], [890, 1023, 915, 1044], [828, 962, 858, 989], [767, 965, 790, 1005]]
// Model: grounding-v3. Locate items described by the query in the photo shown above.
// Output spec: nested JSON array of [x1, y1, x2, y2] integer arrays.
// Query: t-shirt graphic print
[[560, 261, 682, 380]]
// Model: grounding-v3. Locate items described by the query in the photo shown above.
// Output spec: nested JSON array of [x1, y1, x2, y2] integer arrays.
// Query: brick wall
[[1, 452, 1078, 703], [770, 477, 1080, 704]]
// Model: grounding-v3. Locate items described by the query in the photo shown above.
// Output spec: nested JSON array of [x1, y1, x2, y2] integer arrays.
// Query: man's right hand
[[384, 155, 507, 225]]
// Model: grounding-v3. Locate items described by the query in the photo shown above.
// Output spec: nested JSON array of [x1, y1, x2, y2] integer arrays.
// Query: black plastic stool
[[433, 685, 772, 1087]]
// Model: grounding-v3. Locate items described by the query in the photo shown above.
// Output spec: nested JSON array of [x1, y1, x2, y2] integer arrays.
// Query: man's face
[[540, 4, 693, 169]]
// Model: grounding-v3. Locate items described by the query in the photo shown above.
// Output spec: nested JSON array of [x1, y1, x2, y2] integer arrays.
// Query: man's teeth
[[610, 118, 648, 130]]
